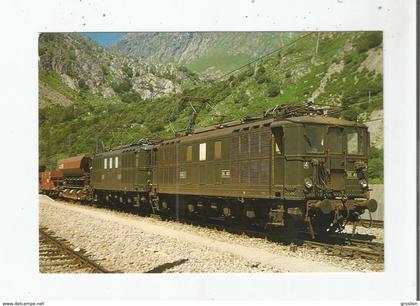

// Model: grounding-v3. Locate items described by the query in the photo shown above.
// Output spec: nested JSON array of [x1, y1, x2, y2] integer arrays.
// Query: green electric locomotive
[[90, 103, 377, 237]]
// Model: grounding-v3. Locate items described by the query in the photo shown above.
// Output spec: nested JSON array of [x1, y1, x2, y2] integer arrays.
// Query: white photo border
[[0, 0, 416, 301]]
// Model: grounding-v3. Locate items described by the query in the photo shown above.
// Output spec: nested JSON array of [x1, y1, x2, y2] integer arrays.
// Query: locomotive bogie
[[93, 189, 151, 213]]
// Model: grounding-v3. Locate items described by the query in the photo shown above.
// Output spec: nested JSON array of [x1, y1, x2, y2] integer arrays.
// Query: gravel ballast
[[39, 195, 383, 273]]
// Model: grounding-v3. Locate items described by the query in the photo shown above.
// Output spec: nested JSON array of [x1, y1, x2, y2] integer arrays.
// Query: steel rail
[[39, 227, 110, 273], [47, 199, 384, 262], [160, 215, 384, 261]]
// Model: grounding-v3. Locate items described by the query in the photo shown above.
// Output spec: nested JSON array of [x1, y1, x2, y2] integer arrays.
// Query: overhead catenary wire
[[215, 31, 382, 118], [362, 117, 383, 123], [217, 32, 316, 80], [178, 31, 382, 128]]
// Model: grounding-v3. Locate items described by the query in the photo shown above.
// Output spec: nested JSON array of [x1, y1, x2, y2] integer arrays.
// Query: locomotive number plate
[[346, 171, 357, 178], [179, 171, 187, 179], [221, 170, 231, 178]]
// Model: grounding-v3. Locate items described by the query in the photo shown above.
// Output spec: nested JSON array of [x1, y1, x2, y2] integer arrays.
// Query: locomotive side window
[[115, 156, 119, 169], [214, 141, 222, 160], [109, 157, 113, 169], [186, 145, 192, 162], [199, 143, 206, 161], [304, 125, 324, 153], [104, 158, 107, 169]]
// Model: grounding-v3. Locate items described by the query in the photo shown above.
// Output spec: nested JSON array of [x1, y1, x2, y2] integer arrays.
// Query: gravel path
[[39, 195, 383, 273]]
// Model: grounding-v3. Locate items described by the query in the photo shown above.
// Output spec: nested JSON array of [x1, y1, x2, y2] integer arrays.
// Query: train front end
[[271, 115, 378, 236]]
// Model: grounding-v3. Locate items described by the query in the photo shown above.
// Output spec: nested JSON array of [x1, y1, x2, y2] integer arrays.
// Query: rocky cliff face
[[111, 32, 298, 78], [39, 33, 197, 107]]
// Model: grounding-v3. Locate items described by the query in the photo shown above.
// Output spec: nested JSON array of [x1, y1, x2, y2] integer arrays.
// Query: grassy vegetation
[[39, 71, 78, 100], [187, 50, 251, 74], [368, 147, 384, 184]]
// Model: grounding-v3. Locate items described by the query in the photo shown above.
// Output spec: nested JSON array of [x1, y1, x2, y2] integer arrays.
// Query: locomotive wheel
[[198, 202, 209, 223], [238, 209, 248, 230], [282, 214, 302, 244], [158, 199, 171, 220], [134, 204, 143, 216], [219, 202, 235, 228], [97, 193, 106, 207], [116, 195, 126, 210], [327, 221, 342, 233]]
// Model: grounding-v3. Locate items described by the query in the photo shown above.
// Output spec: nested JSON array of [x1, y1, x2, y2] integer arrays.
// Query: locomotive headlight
[[359, 179, 368, 189], [304, 177, 313, 189]]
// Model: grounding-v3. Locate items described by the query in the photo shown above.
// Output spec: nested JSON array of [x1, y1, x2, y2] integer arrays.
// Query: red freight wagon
[[57, 155, 91, 177], [57, 155, 92, 201], [39, 171, 63, 196]]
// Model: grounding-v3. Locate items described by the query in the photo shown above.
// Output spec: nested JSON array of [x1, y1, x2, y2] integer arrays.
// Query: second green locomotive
[[90, 104, 378, 237]]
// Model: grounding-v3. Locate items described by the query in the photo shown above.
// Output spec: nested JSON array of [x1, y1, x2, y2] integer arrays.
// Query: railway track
[[360, 219, 384, 228], [303, 239, 384, 261], [47, 199, 384, 263], [39, 227, 110, 273], [159, 215, 384, 262]]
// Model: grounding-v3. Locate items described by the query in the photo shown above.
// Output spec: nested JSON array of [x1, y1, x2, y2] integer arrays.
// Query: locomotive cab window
[[109, 157, 113, 169], [115, 156, 119, 169], [327, 127, 343, 153], [304, 125, 324, 153], [104, 158, 107, 169], [347, 129, 365, 155]]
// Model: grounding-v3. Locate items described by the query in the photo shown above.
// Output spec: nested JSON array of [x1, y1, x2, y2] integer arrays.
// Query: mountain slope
[[110, 32, 299, 79], [39, 33, 199, 108], [180, 32, 383, 126]]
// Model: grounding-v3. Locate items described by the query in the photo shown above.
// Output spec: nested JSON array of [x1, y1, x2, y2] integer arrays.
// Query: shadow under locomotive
[[40, 103, 378, 240]]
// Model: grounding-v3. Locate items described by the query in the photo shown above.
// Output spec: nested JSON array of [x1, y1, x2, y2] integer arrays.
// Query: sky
[[83, 32, 126, 46]]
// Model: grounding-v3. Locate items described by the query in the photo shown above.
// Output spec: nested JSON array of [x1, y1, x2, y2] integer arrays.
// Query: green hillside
[[39, 32, 383, 181], [111, 32, 299, 78]]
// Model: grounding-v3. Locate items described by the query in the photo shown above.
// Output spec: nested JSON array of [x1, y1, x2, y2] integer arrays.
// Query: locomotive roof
[[94, 144, 154, 158], [159, 115, 366, 145], [160, 118, 274, 145], [284, 115, 366, 127]]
